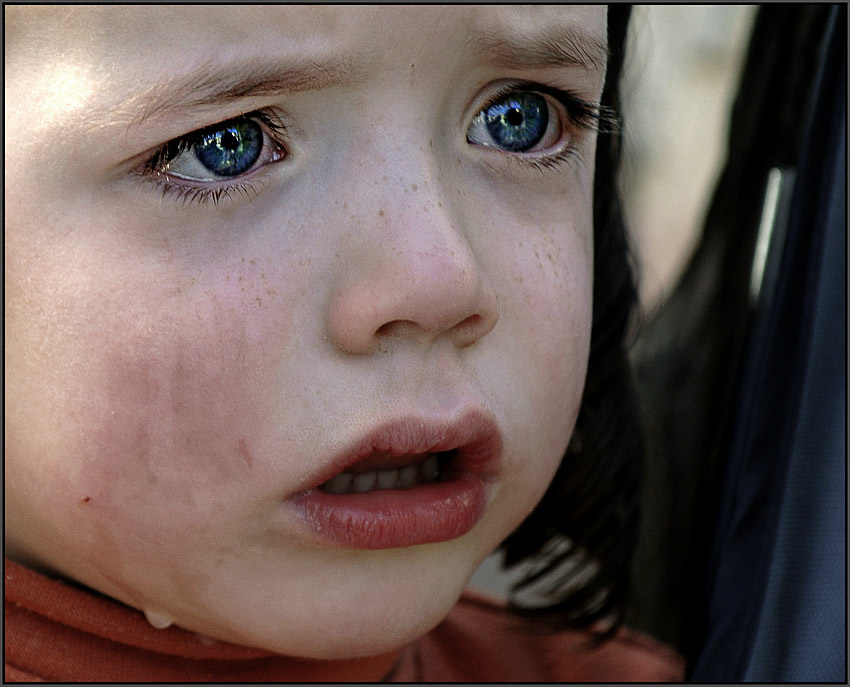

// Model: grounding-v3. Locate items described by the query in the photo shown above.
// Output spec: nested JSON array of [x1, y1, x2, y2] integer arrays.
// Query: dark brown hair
[[499, 5, 642, 639]]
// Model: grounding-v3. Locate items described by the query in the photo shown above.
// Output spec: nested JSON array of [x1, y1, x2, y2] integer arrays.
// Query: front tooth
[[421, 454, 439, 482], [397, 464, 419, 488], [376, 468, 399, 489], [351, 471, 377, 493], [323, 472, 353, 494]]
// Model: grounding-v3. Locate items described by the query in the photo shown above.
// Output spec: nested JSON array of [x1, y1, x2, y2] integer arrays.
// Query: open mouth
[[319, 451, 455, 494], [291, 410, 502, 549]]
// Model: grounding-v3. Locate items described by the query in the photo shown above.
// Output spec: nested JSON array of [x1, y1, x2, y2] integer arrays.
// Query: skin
[[5, 6, 606, 661]]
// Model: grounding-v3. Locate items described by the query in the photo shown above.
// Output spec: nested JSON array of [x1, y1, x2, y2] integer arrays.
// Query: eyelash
[[136, 84, 615, 207], [471, 81, 615, 173], [138, 109, 288, 207]]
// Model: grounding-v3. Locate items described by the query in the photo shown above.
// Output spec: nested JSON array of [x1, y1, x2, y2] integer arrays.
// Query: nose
[[325, 184, 500, 355]]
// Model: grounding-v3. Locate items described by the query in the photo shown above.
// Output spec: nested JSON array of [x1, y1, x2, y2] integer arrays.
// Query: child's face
[[5, 6, 606, 658]]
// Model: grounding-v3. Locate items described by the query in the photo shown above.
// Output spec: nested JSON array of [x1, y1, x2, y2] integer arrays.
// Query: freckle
[[238, 275, 243, 281], [378, 209, 385, 217], [411, 183, 418, 191], [256, 297, 262, 306], [241, 258, 245, 263], [250, 259, 255, 265], [429, 139, 433, 147], [343, 202, 348, 209], [382, 175, 388, 182], [261, 273, 265, 279]]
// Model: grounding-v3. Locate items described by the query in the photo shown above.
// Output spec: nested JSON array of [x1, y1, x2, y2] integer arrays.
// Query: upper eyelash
[[469, 82, 612, 174], [141, 109, 288, 177], [137, 85, 611, 207], [481, 81, 617, 136]]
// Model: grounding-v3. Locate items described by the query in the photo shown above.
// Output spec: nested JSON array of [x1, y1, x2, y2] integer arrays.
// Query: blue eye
[[146, 112, 286, 188], [193, 120, 263, 177], [468, 91, 552, 152]]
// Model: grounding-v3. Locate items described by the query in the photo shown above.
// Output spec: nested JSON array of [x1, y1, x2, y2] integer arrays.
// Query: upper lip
[[297, 408, 503, 492]]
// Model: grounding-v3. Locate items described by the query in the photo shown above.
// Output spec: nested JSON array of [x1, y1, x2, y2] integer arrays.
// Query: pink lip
[[290, 409, 503, 549]]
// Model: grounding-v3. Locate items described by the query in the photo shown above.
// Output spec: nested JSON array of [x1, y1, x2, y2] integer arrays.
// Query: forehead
[[6, 5, 606, 69]]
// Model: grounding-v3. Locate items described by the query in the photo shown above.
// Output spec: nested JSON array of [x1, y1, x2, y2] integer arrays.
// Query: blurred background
[[619, 5, 756, 312], [470, 0, 757, 604]]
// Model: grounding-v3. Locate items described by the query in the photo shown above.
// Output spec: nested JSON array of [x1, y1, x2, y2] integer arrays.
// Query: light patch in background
[[619, 5, 757, 312]]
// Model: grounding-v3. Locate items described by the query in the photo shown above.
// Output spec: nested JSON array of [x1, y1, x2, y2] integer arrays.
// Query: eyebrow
[[124, 56, 360, 128], [119, 23, 605, 131], [467, 25, 609, 72]]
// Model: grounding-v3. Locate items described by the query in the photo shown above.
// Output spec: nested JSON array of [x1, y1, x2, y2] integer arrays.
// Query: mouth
[[318, 451, 450, 494], [290, 410, 502, 549]]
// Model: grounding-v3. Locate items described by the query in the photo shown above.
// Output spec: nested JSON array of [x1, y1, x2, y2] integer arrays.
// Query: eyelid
[[472, 80, 610, 140], [465, 80, 613, 176], [141, 109, 289, 181]]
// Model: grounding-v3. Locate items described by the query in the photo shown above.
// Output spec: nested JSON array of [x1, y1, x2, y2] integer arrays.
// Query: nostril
[[375, 319, 413, 338], [452, 314, 488, 349], [374, 314, 487, 346], [461, 314, 482, 329]]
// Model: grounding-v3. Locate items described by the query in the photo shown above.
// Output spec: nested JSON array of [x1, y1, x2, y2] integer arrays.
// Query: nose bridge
[[325, 124, 500, 354]]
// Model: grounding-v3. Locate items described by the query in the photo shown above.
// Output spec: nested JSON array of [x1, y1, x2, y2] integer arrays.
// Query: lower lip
[[291, 473, 488, 549]]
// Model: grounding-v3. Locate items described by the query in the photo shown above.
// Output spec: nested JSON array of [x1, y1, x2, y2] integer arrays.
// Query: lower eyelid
[[134, 131, 287, 208], [143, 109, 291, 174], [466, 85, 584, 158]]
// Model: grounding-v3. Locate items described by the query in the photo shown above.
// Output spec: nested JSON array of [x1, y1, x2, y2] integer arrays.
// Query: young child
[[4, 5, 684, 681]]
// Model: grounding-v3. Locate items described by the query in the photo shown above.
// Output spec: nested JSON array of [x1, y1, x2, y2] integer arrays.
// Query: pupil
[[194, 119, 262, 177], [220, 129, 239, 150], [483, 92, 548, 152]]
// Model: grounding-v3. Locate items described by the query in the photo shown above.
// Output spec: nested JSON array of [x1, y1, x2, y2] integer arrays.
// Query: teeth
[[351, 472, 377, 493], [397, 464, 419, 488], [320, 453, 444, 494], [421, 454, 439, 481], [322, 472, 353, 494], [376, 468, 399, 489]]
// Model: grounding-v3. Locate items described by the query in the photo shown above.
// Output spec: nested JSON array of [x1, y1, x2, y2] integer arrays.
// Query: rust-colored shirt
[[4, 559, 684, 682]]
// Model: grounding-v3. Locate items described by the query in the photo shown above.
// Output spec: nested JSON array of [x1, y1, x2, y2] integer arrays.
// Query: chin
[[215, 582, 462, 660], [172, 541, 481, 660]]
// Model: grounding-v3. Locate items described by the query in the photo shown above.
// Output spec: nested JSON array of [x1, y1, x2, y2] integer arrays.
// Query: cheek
[[479, 198, 594, 521], [10, 247, 310, 559], [86, 274, 292, 495]]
